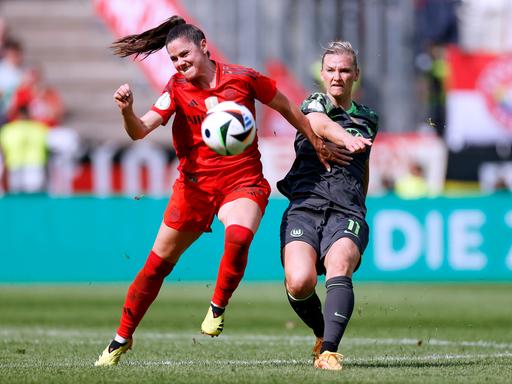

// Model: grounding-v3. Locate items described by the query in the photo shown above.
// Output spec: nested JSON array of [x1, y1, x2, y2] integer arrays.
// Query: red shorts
[[163, 172, 271, 232]]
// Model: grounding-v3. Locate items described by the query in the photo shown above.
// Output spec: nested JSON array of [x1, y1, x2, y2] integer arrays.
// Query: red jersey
[[151, 61, 277, 179]]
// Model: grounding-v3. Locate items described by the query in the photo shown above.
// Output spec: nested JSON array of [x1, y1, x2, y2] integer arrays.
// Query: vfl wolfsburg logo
[[290, 228, 303, 238], [346, 127, 363, 137]]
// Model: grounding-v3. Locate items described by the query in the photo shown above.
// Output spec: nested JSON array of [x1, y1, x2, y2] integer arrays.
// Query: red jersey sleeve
[[252, 72, 277, 105], [150, 78, 176, 125]]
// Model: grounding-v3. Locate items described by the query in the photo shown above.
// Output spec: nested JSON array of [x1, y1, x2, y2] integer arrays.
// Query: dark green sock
[[321, 276, 354, 353], [287, 290, 324, 338]]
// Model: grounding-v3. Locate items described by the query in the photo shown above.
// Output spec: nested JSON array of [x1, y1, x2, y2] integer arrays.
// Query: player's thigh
[[217, 197, 262, 232], [283, 241, 318, 298], [281, 201, 322, 296], [324, 237, 361, 279], [322, 213, 368, 278], [218, 179, 270, 232], [152, 220, 202, 264]]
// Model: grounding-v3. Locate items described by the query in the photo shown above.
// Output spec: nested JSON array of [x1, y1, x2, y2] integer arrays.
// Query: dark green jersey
[[277, 92, 379, 219]]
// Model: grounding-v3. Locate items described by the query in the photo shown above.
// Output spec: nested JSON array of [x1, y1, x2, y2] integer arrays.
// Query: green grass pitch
[[1, 283, 511, 383]]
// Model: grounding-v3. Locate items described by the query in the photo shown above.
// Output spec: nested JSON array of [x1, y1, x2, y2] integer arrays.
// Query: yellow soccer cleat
[[94, 339, 133, 366], [314, 351, 344, 371], [201, 306, 224, 337], [311, 337, 324, 359]]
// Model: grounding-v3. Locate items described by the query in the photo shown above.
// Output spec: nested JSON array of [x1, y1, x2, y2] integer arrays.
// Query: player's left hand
[[324, 141, 353, 166], [312, 136, 334, 172], [313, 137, 353, 171]]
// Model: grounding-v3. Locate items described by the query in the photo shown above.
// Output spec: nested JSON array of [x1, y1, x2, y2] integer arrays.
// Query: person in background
[[394, 161, 430, 199], [94, 15, 359, 367], [0, 39, 26, 125], [0, 18, 8, 57], [0, 143, 4, 196], [414, 0, 458, 136], [278, 41, 377, 371], [9, 67, 64, 128], [8, 66, 76, 196], [0, 105, 48, 193]]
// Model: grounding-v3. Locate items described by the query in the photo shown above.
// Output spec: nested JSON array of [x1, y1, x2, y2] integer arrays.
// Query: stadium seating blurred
[[0, 0, 510, 196], [0, 0, 162, 144]]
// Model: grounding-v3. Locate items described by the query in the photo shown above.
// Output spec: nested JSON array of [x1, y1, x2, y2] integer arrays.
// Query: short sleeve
[[150, 80, 176, 125], [252, 72, 277, 104], [301, 93, 328, 115]]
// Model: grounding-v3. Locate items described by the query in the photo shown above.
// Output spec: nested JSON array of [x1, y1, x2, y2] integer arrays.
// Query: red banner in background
[[93, 0, 226, 91], [446, 45, 512, 150]]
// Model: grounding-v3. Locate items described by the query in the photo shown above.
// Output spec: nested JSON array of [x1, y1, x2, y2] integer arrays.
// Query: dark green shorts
[[280, 196, 369, 275]]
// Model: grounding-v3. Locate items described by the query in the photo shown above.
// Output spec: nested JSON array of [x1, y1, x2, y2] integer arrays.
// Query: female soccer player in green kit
[[278, 41, 376, 370]]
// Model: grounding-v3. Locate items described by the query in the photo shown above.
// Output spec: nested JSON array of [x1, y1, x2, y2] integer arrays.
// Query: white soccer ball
[[201, 101, 256, 156]]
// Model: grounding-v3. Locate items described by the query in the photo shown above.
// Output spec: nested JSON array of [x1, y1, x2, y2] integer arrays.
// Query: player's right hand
[[113, 83, 133, 110], [343, 135, 372, 153]]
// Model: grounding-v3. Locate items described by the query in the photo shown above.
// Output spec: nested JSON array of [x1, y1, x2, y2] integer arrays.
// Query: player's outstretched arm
[[306, 112, 372, 153], [267, 90, 337, 171], [113, 83, 163, 140]]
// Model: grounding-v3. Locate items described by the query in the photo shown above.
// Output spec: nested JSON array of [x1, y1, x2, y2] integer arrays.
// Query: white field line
[[349, 352, 512, 363], [1, 328, 512, 351], [1, 352, 512, 369], [132, 351, 512, 366]]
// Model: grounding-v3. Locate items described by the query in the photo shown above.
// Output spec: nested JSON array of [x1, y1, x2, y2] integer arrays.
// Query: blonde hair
[[321, 41, 358, 69]]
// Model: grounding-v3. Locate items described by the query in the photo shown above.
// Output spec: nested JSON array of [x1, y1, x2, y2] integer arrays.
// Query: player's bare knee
[[286, 274, 317, 299], [151, 242, 183, 264]]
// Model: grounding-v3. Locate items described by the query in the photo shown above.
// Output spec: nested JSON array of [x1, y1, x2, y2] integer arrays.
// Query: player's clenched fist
[[113, 83, 133, 109]]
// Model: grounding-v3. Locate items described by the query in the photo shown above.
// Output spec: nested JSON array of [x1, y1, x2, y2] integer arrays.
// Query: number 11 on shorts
[[347, 219, 360, 236]]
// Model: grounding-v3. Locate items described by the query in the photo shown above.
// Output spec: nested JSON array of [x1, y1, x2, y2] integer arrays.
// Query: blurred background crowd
[[0, 0, 511, 199]]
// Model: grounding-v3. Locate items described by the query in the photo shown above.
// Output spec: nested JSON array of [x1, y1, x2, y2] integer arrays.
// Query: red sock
[[117, 250, 174, 339], [212, 225, 254, 308]]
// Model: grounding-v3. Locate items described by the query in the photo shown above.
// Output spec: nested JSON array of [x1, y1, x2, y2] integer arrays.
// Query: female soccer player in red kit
[[94, 15, 352, 366]]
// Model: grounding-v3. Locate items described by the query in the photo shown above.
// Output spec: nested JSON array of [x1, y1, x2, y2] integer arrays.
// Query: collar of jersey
[[324, 95, 356, 114], [346, 101, 356, 114]]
